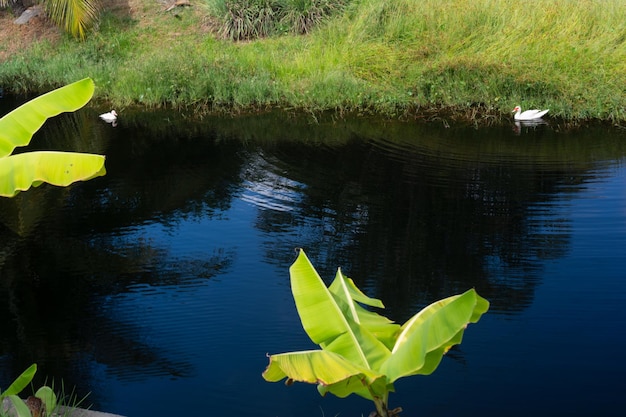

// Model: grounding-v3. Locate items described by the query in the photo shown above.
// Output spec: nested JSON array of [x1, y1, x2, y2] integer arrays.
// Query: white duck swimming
[[99, 110, 118, 123], [512, 106, 549, 121]]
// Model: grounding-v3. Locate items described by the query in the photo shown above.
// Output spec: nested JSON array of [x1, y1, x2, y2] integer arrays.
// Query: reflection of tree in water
[[0, 226, 231, 403], [0, 116, 244, 404], [243, 119, 621, 320]]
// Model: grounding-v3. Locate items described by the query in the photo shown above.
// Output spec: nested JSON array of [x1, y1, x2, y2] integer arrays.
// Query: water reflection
[[239, 121, 620, 319], [0, 102, 625, 416], [512, 119, 549, 135]]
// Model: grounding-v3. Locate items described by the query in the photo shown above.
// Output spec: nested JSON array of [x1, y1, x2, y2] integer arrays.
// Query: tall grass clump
[[208, 0, 278, 40], [204, 0, 350, 40]]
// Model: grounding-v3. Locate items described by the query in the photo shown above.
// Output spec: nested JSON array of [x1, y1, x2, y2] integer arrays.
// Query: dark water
[[1, 98, 625, 417]]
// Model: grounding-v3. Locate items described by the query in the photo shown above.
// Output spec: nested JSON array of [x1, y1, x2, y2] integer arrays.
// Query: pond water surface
[[0, 99, 625, 417]]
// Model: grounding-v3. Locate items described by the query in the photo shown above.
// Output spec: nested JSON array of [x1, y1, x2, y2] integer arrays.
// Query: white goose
[[99, 110, 118, 123], [512, 106, 549, 121]]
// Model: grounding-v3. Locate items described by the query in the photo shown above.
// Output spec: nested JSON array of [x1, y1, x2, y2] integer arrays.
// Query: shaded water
[[1, 100, 625, 416]]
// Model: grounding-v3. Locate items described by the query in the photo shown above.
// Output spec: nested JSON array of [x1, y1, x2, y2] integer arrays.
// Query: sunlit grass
[[0, 0, 624, 121]]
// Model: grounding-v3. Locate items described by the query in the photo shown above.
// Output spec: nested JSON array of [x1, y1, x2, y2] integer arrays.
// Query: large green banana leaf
[[0, 78, 106, 197], [263, 349, 385, 396], [0, 78, 95, 158], [289, 251, 391, 371], [0, 151, 106, 197], [264, 249, 489, 407], [380, 289, 489, 382]]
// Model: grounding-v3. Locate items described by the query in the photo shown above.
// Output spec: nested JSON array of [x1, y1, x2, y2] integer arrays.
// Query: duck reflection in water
[[513, 119, 548, 135]]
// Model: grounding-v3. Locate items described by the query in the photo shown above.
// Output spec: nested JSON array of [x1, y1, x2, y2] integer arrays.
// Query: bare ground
[[0, 9, 61, 62]]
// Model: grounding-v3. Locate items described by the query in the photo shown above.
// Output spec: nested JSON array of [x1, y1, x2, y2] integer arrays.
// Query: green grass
[[0, 0, 624, 122]]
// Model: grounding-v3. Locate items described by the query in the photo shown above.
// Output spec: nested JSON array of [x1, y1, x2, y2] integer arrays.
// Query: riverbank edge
[[55, 406, 126, 417], [1, 398, 126, 417], [2, 69, 623, 128], [2, 88, 622, 133]]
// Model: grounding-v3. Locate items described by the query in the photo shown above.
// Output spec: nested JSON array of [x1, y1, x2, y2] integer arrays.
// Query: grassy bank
[[1, 0, 625, 122]]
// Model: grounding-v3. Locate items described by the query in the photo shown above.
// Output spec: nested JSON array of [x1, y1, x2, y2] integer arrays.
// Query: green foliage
[[280, 0, 350, 35], [206, 0, 350, 40], [0, 364, 58, 417], [212, 0, 278, 40], [0, 0, 100, 39], [2, 0, 624, 120], [33, 386, 57, 414], [263, 249, 489, 417], [0, 78, 106, 197], [0, 364, 36, 400], [44, 0, 100, 39]]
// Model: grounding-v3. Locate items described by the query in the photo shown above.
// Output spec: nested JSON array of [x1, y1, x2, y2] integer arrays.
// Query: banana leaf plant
[[263, 249, 489, 417], [0, 78, 106, 197], [0, 364, 57, 417]]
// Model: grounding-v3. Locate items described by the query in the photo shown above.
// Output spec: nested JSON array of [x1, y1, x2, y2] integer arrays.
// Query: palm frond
[[45, 0, 100, 39]]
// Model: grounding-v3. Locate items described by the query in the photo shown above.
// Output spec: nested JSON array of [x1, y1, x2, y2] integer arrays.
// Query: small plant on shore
[[263, 249, 489, 417], [0, 364, 57, 417], [0, 78, 106, 197]]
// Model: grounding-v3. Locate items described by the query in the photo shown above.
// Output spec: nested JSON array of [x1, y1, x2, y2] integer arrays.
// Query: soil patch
[[0, 9, 61, 62]]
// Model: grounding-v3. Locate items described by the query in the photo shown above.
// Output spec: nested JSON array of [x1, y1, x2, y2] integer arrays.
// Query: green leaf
[[8, 395, 33, 417], [35, 386, 57, 414], [0, 151, 106, 197], [3, 364, 36, 397], [329, 271, 385, 309], [262, 349, 385, 400], [263, 349, 371, 385], [0, 78, 95, 158], [329, 270, 401, 350], [45, 0, 99, 39], [317, 373, 392, 401], [381, 289, 489, 382], [288, 250, 368, 367], [289, 250, 390, 370]]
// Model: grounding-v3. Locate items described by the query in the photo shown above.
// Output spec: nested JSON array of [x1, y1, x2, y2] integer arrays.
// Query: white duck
[[99, 110, 118, 123], [512, 106, 549, 121]]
